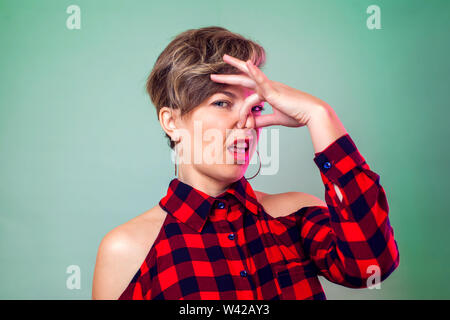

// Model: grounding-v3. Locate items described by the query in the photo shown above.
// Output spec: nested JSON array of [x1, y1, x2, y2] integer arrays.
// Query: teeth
[[228, 146, 247, 154], [233, 148, 246, 154], [228, 139, 251, 154], [235, 142, 248, 148]]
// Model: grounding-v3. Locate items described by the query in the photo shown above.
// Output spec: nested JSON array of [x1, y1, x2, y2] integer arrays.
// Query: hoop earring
[[174, 151, 179, 177], [245, 150, 261, 180], [173, 141, 179, 177]]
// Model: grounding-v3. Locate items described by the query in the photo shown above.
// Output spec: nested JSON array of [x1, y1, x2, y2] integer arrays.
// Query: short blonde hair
[[146, 26, 266, 149]]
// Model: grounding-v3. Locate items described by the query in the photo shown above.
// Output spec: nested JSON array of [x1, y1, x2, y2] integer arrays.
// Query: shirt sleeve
[[300, 133, 400, 288]]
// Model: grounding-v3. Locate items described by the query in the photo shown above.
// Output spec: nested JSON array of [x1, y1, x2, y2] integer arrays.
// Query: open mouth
[[227, 137, 251, 159]]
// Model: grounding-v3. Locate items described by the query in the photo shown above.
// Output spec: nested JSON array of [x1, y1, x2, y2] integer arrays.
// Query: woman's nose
[[239, 111, 255, 129]]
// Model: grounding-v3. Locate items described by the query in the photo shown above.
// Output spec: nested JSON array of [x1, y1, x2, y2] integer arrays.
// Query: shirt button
[[228, 233, 235, 240], [217, 201, 225, 209], [323, 161, 332, 169], [240, 270, 248, 277]]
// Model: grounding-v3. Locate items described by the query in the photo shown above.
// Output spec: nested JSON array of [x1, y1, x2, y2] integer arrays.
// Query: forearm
[[306, 104, 348, 154], [301, 109, 400, 287]]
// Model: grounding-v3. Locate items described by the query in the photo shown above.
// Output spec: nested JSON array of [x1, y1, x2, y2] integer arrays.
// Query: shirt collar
[[159, 175, 261, 232]]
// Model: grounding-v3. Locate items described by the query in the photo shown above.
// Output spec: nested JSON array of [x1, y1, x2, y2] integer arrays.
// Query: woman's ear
[[159, 107, 180, 142]]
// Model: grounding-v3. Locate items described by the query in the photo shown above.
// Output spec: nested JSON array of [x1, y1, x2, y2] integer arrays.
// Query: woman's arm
[[92, 227, 138, 299], [306, 104, 348, 154], [298, 108, 400, 288], [209, 54, 400, 287]]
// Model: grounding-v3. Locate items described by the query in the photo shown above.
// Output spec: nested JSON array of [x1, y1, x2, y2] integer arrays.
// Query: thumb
[[255, 114, 280, 128]]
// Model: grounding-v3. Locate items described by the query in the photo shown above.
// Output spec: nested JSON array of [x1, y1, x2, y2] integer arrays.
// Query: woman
[[92, 26, 399, 300]]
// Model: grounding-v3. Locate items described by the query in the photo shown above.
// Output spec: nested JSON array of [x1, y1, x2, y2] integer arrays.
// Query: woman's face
[[175, 82, 265, 183]]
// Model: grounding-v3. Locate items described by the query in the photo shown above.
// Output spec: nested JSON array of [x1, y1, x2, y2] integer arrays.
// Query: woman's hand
[[210, 54, 330, 129]]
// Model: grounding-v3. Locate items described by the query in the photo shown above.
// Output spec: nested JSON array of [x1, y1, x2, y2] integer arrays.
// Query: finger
[[210, 73, 256, 89], [246, 60, 265, 84], [254, 114, 279, 128], [255, 111, 303, 128], [246, 60, 274, 98], [237, 93, 262, 128], [222, 54, 251, 75]]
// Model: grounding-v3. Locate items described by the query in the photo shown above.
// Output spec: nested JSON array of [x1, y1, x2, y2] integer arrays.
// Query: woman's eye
[[252, 105, 265, 112], [213, 100, 231, 108], [213, 100, 264, 112]]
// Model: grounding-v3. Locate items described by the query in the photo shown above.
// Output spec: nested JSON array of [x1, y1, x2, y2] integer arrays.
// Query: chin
[[210, 163, 248, 182]]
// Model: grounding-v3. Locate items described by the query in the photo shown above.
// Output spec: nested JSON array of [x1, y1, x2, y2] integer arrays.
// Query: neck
[[177, 165, 238, 197]]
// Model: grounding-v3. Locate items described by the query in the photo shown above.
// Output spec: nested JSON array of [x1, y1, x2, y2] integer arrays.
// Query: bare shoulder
[[92, 205, 167, 300], [254, 190, 326, 218]]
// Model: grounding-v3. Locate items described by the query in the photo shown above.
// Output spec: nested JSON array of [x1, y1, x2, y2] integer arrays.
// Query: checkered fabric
[[118, 133, 399, 300]]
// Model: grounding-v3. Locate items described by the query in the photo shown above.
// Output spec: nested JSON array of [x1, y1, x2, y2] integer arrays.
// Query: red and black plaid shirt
[[119, 133, 400, 300]]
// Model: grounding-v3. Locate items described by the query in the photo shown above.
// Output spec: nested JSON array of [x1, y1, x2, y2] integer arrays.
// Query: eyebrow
[[212, 90, 264, 106], [215, 90, 237, 99]]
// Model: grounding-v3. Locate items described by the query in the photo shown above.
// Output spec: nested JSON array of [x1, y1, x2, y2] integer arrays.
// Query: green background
[[1, 0, 449, 299]]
